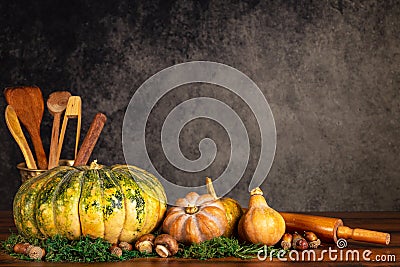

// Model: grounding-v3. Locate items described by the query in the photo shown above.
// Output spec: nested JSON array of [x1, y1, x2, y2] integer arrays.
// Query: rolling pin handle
[[337, 226, 390, 245]]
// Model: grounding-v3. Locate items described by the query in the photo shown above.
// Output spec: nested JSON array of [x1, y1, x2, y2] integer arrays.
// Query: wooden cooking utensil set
[[4, 86, 106, 170]]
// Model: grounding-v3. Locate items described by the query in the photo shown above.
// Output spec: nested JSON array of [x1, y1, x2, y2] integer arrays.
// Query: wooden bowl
[[17, 159, 74, 183]]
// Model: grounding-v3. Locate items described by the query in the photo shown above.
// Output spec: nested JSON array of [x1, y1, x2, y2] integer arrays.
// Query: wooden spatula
[[4, 86, 48, 169], [47, 91, 71, 169], [56, 96, 81, 165], [5, 105, 37, 169], [74, 113, 107, 166]]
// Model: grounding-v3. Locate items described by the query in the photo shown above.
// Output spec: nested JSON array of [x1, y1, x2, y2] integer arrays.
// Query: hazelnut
[[135, 234, 155, 253], [154, 234, 178, 258]]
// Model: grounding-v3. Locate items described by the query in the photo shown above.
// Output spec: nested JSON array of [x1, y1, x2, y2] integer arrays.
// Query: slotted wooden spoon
[[56, 96, 81, 165], [5, 105, 37, 169], [47, 91, 71, 169], [4, 86, 48, 169]]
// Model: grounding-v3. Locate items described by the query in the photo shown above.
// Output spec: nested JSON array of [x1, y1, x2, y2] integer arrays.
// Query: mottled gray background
[[0, 0, 399, 211]]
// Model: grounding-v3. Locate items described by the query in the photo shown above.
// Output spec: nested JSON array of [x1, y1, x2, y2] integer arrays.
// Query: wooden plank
[[0, 211, 398, 266]]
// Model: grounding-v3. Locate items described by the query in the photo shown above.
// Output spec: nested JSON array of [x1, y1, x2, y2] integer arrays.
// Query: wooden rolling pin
[[280, 212, 390, 245]]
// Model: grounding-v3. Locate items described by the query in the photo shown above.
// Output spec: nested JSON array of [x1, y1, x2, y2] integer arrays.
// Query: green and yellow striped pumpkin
[[13, 161, 167, 244]]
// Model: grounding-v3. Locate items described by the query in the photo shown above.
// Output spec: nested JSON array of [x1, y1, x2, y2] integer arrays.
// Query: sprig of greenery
[[176, 236, 287, 260], [1, 233, 154, 262], [2, 234, 287, 262]]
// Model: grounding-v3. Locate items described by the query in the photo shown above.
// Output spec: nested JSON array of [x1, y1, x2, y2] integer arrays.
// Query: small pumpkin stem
[[250, 187, 263, 196], [206, 177, 218, 200], [89, 160, 101, 169], [249, 187, 269, 208], [185, 205, 199, 214]]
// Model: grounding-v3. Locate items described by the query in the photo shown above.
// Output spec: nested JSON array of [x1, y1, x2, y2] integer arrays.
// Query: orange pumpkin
[[238, 187, 285, 245], [162, 192, 228, 244]]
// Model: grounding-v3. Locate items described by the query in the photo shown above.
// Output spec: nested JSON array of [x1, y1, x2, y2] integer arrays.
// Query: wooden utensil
[[47, 91, 71, 169], [56, 96, 81, 165], [4, 86, 48, 169], [73, 113, 107, 166], [5, 105, 38, 169], [280, 212, 390, 245]]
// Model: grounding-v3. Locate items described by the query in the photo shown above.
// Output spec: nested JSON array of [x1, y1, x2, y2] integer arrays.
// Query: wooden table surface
[[0, 211, 399, 266]]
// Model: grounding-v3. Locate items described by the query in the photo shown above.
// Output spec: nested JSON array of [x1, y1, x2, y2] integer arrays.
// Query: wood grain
[[281, 212, 391, 245], [4, 86, 48, 169], [47, 91, 71, 169], [0, 211, 399, 266], [56, 96, 81, 165], [73, 113, 107, 166], [4, 106, 37, 169]]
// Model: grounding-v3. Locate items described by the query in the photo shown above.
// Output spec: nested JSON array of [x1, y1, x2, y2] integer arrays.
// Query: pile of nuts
[[110, 234, 179, 258], [280, 231, 321, 250]]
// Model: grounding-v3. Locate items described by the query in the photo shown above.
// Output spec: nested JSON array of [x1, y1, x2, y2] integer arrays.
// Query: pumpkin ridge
[[131, 168, 167, 229], [79, 169, 105, 238], [99, 169, 106, 239], [195, 194, 216, 206], [130, 171, 156, 235], [107, 169, 127, 242], [52, 169, 80, 239], [185, 216, 202, 243], [36, 169, 71, 237], [126, 166, 160, 201], [15, 167, 63, 237], [76, 169, 85, 238], [185, 192, 201, 205], [195, 213, 218, 241], [122, 169, 149, 233], [69, 170, 85, 239], [101, 169, 125, 244], [112, 168, 146, 242], [170, 214, 189, 242], [162, 209, 182, 229], [199, 207, 227, 235]]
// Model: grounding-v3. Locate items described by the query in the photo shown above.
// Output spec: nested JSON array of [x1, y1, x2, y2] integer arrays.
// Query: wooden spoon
[[56, 96, 81, 165], [47, 91, 71, 169], [5, 105, 37, 169], [74, 113, 107, 166], [4, 86, 48, 169]]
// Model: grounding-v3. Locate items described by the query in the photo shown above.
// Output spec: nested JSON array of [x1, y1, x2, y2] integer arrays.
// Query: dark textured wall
[[0, 0, 399, 211]]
